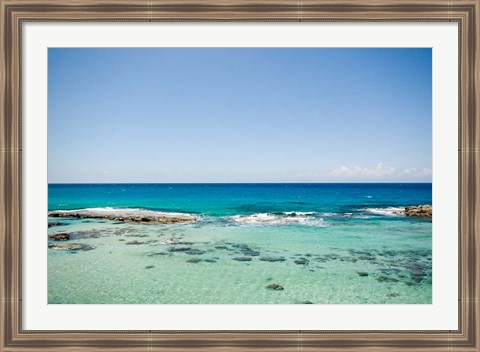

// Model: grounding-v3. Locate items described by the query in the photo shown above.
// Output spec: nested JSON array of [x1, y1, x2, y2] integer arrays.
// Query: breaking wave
[[49, 207, 196, 218], [363, 207, 404, 216], [229, 211, 325, 226]]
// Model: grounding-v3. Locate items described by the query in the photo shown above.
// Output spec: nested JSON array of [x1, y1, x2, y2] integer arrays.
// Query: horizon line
[[48, 181, 433, 185]]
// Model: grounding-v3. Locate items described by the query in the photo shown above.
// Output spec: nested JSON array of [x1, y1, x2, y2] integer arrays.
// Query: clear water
[[48, 183, 432, 304]]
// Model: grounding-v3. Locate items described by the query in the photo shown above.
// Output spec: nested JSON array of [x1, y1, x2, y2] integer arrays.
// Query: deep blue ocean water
[[49, 183, 431, 215], [48, 183, 432, 304]]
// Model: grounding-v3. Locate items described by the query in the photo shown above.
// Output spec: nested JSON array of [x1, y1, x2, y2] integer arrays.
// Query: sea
[[48, 183, 432, 304]]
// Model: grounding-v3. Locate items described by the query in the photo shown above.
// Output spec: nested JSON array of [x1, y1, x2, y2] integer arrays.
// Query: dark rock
[[260, 257, 286, 262], [125, 233, 149, 238], [376, 275, 399, 283], [168, 247, 192, 252], [186, 258, 201, 263], [410, 269, 425, 277], [295, 301, 313, 304], [395, 205, 432, 218], [294, 258, 309, 265], [325, 254, 340, 260], [380, 268, 401, 275], [233, 257, 252, 262], [240, 248, 261, 256], [64, 231, 102, 240], [357, 271, 369, 277], [48, 233, 70, 241], [358, 255, 375, 261], [203, 259, 217, 263], [125, 240, 144, 245], [48, 222, 64, 227], [266, 284, 284, 290], [231, 243, 248, 249], [185, 249, 206, 255], [147, 252, 170, 256], [145, 265, 155, 269]]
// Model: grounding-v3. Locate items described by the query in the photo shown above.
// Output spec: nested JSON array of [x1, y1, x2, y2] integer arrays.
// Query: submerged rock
[[376, 275, 399, 283], [294, 258, 309, 265], [357, 271, 369, 277], [48, 233, 70, 241], [125, 240, 145, 245], [48, 243, 94, 251], [147, 251, 170, 256], [185, 249, 206, 255], [266, 284, 284, 290], [48, 208, 197, 224], [233, 257, 252, 262], [168, 247, 192, 252], [259, 256, 286, 262], [48, 222, 64, 227], [240, 248, 261, 257], [186, 258, 201, 263]]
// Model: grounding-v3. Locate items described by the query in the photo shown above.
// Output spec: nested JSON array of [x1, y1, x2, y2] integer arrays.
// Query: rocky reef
[[48, 243, 94, 251], [49, 233, 70, 241], [394, 205, 432, 218], [48, 208, 197, 224]]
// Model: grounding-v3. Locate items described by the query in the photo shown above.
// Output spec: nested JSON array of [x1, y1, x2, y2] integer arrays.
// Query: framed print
[[1, 0, 479, 351]]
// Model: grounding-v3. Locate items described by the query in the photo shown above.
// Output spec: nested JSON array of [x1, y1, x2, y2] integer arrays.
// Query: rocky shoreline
[[394, 205, 432, 218], [48, 208, 197, 224]]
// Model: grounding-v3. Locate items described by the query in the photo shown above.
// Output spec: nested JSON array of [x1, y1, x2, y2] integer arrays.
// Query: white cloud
[[402, 167, 432, 177], [329, 162, 396, 178], [329, 163, 432, 180]]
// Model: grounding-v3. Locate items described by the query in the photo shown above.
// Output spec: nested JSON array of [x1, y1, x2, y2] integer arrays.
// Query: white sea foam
[[282, 211, 317, 216], [229, 212, 325, 226], [352, 215, 373, 219], [363, 207, 404, 216], [54, 207, 192, 216]]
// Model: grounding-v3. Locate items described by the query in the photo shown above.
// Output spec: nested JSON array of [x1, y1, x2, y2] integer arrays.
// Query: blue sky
[[48, 48, 432, 183]]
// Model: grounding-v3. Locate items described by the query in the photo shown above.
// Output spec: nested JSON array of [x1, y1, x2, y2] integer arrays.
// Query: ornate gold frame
[[1, 0, 479, 350]]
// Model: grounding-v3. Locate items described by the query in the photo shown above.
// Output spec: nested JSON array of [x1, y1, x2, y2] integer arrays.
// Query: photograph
[[3, 0, 479, 349], [47, 47, 433, 304]]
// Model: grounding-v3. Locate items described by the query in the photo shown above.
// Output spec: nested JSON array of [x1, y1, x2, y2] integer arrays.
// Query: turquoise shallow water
[[48, 183, 432, 304]]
